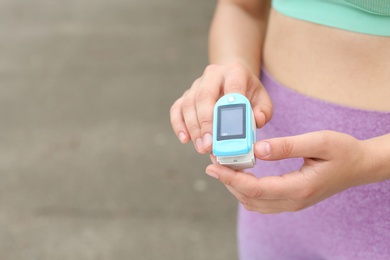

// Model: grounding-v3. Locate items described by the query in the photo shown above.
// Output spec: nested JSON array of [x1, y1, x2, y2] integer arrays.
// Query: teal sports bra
[[272, 0, 390, 36]]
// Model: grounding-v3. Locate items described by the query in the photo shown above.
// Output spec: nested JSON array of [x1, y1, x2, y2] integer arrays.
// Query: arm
[[170, 0, 272, 153], [206, 131, 390, 214], [209, 0, 271, 74]]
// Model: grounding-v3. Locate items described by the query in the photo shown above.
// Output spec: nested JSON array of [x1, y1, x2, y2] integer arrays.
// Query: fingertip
[[194, 133, 214, 154], [178, 131, 188, 144], [205, 164, 221, 179], [255, 141, 271, 158], [205, 164, 217, 173], [195, 137, 204, 153], [263, 104, 274, 123], [254, 110, 266, 128], [203, 133, 212, 150], [255, 106, 273, 127]]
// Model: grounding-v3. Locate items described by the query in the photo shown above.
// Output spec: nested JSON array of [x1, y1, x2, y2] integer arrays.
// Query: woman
[[170, 0, 390, 259]]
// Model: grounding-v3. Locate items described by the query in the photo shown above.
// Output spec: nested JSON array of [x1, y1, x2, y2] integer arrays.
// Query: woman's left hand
[[206, 130, 372, 214]]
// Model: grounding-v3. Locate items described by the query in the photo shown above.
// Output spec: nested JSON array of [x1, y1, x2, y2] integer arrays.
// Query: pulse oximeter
[[212, 93, 256, 170]]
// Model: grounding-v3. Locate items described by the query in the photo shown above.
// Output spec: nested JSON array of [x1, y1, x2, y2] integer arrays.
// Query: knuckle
[[224, 177, 234, 187], [192, 78, 201, 87], [170, 113, 179, 126], [170, 103, 183, 128], [289, 185, 316, 206], [295, 187, 314, 201], [199, 117, 213, 131], [187, 123, 199, 134], [195, 90, 212, 105], [169, 103, 176, 115], [181, 97, 194, 112], [170, 100, 181, 117], [317, 130, 335, 146], [315, 130, 334, 156], [226, 83, 245, 93], [225, 172, 240, 187], [204, 64, 220, 75], [280, 138, 294, 157], [247, 186, 262, 199]]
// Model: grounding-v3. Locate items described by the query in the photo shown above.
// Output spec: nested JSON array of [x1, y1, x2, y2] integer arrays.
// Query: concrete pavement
[[0, 0, 238, 259]]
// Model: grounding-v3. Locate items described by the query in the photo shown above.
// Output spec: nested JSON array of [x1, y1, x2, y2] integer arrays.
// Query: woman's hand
[[206, 130, 372, 214], [170, 62, 273, 154]]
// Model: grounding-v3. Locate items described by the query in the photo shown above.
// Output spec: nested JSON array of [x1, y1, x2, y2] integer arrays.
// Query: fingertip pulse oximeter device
[[212, 93, 256, 170]]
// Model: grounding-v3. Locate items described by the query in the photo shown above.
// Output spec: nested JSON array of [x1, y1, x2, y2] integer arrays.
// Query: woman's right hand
[[170, 62, 273, 154]]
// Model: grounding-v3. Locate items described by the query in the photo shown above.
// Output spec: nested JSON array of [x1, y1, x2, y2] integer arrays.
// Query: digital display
[[217, 104, 246, 140]]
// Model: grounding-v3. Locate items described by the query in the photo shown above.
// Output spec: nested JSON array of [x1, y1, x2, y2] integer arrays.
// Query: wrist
[[361, 135, 390, 184]]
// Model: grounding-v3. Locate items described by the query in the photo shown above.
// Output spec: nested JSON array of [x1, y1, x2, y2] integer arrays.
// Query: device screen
[[217, 104, 246, 140]]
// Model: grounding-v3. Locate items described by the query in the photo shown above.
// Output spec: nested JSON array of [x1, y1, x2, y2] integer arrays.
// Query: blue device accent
[[212, 93, 255, 157]]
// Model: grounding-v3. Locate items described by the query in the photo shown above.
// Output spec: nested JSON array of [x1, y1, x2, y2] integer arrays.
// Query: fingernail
[[196, 138, 204, 152], [206, 170, 218, 179], [179, 132, 186, 143], [257, 141, 270, 157], [203, 133, 212, 149]]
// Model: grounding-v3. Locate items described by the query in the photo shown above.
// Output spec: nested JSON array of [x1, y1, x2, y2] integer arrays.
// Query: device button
[[228, 96, 235, 103]]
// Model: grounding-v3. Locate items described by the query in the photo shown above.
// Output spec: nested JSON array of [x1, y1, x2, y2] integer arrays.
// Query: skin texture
[[170, 0, 390, 214]]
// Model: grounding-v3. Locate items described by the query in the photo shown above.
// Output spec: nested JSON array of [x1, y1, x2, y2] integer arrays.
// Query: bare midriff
[[263, 9, 390, 111]]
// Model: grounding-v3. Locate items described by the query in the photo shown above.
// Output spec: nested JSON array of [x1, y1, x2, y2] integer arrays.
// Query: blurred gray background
[[0, 0, 238, 259]]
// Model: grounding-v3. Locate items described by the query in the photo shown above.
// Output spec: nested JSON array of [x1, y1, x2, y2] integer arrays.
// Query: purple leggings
[[238, 69, 390, 260]]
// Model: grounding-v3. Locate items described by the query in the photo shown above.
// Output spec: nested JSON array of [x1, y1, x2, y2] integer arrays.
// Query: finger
[[206, 164, 268, 198], [205, 164, 257, 194], [205, 164, 306, 200], [209, 154, 218, 164], [170, 96, 191, 144], [223, 171, 261, 197], [222, 63, 250, 95], [249, 77, 273, 128], [181, 83, 204, 152], [194, 65, 224, 153], [255, 131, 335, 160], [225, 184, 308, 213]]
